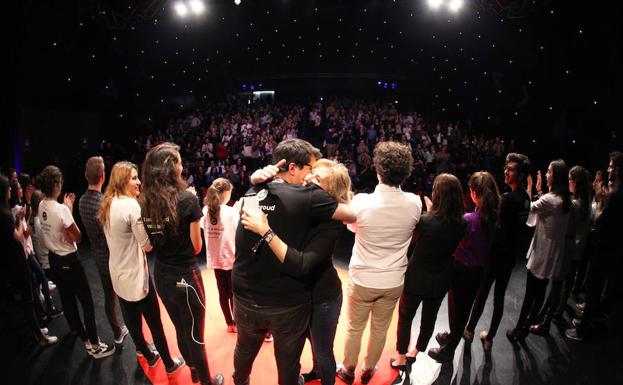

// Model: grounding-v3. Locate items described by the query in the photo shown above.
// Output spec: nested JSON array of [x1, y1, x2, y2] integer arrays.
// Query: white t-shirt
[[32, 216, 50, 268], [347, 184, 422, 289], [201, 205, 239, 270], [38, 199, 77, 256], [104, 197, 151, 302]]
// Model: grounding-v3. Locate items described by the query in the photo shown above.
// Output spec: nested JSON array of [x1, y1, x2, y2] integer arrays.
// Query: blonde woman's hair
[[98, 161, 137, 230], [204, 178, 233, 225], [312, 159, 352, 204]]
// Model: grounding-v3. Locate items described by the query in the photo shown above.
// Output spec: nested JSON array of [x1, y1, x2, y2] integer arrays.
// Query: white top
[[347, 183, 422, 289], [103, 197, 151, 302], [32, 216, 50, 269], [11, 206, 34, 257], [201, 205, 239, 270], [38, 199, 78, 256], [525, 193, 570, 280]]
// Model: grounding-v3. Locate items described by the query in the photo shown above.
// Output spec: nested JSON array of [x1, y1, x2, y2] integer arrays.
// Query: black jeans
[[396, 290, 444, 353], [154, 262, 212, 382], [515, 269, 549, 330], [466, 262, 513, 339], [214, 269, 234, 326], [309, 294, 342, 385], [444, 262, 483, 353], [27, 253, 54, 316], [233, 296, 311, 385], [119, 278, 174, 367], [97, 270, 123, 338], [49, 251, 98, 343]]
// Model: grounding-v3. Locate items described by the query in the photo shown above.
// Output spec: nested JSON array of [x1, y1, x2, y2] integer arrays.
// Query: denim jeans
[[309, 294, 342, 385], [233, 296, 311, 385]]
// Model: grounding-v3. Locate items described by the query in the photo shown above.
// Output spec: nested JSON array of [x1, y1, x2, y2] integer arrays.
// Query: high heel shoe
[[479, 331, 492, 351]]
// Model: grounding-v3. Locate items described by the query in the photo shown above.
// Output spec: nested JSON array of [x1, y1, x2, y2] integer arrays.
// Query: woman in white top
[[202, 177, 238, 332], [98, 161, 184, 373], [37, 165, 115, 358], [507, 159, 571, 342]]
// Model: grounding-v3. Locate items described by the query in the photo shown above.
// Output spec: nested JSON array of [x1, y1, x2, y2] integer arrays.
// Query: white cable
[[178, 278, 214, 345]]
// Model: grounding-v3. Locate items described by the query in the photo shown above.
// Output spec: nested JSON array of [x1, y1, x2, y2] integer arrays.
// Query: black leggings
[[445, 262, 483, 352], [515, 269, 549, 329], [466, 263, 513, 339], [214, 269, 234, 325], [49, 251, 98, 343], [119, 278, 174, 367], [396, 291, 444, 353]]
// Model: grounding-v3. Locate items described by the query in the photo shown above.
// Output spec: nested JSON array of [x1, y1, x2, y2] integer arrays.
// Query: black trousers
[[233, 296, 311, 385], [444, 262, 483, 353], [214, 269, 234, 326], [466, 262, 513, 339], [49, 251, 98, 343], [396, 290, 444, 353], [119, 278, 174, 367], [154, 262, 212, 382], [97, 270, 124, 338], [515, 269, 549, 329]]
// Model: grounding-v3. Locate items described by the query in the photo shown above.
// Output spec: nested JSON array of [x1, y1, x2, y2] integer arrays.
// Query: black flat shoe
[[390, 358, 407, 371]]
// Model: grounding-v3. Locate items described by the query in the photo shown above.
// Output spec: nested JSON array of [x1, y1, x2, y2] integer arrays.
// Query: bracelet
[[262, 228, 275, 244]]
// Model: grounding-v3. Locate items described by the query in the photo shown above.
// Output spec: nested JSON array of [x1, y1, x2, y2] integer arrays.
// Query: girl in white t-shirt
[[98, 162, 184, 373], [37, 165, 115, 359], [202, 178, 238, 332]]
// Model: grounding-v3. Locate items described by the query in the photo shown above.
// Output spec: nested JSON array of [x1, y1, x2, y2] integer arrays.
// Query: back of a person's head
[[549, 159, 570, 213], [373, 141, 413, 187], [18, 173, 31, 190], [469, 171, 501, 238], [431, 173, 464, 223], [85, 156, 105, 185], [205, 177, 233, 225], [272, 139, 321, 171], [38, 165, 63, 198]]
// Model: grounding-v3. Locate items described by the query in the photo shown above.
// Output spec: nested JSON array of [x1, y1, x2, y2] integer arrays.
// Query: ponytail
[[204, 178, 233, 225], [469, 171, 501, 240]]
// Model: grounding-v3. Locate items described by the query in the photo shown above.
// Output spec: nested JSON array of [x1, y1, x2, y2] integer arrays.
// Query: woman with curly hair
[[99, 161, 184, 373], [428, 171, 501, 362], [140, 143, 223, 385]]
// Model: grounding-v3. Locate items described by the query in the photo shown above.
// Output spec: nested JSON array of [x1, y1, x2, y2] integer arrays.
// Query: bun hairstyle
[[204, 178, 233, 225], [469, 171, 501, 239]]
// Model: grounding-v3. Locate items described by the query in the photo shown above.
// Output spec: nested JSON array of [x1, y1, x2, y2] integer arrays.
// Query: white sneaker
[[48, 281, 57, 291], [114, 325, 129, 345], [41, 328, 49, 336], [39, 334, 58, 346], [90, 341, 116, 359]]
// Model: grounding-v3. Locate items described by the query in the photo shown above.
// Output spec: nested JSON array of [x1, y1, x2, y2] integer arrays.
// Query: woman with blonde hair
[[98, 161, 184, 373], [241, 158, 351, 385], [202, 177, 238, 332]]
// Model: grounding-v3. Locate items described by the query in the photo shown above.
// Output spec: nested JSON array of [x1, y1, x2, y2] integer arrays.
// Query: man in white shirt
[[338, 142, 422, 384]]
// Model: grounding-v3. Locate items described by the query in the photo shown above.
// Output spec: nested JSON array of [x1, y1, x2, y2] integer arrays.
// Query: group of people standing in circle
[[2, 137, 621, 385]]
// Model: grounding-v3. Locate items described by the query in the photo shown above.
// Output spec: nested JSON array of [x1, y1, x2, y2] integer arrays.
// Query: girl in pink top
[[202, 178, 238, 332]]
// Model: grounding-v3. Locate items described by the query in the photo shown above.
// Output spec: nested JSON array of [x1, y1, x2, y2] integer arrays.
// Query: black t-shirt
[[491, 187, 531, 266], [280, 220, 344, 305], [233, 181, 338, 306], [145, 191, 203, 267]]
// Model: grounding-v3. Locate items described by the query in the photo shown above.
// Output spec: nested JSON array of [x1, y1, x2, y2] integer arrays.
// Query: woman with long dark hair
[[202, 177, 237, 332], [140, 142, 223, 385], [99, 161, 184, 373], [391, 173, 466, 368], [428, 171, 500, 362], [507, 159, 571, 342], [530, 165, 592, 334]]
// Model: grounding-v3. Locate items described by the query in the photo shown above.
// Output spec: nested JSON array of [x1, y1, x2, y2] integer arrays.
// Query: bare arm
[[190, 220, 202, 255], [332, 203, 356, 223], [65, 223, 82, 244]]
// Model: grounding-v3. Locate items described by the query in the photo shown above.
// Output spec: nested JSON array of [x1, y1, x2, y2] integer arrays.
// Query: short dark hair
[[85, 156, 105, 185], [505, 153, 530, 183], [272, 139, 322, 171], [38, 165, 63, 198], [18, 173, 31, 189], [373, 141, 413, 187]]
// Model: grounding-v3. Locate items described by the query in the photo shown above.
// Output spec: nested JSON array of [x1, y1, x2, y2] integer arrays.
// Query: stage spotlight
[[234, 0, 242, 5], [427, 0, 444, 10], [448, 0, 464, 13], [189, 0, 205, 14], [174, 1, 188, 17]]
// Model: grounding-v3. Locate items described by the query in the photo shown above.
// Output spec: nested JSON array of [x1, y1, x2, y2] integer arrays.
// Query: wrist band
[[251, 228, 275, 254]]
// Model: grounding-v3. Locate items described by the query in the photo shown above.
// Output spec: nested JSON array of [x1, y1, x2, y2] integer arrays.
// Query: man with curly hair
[[337, 142, 422, 385]]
